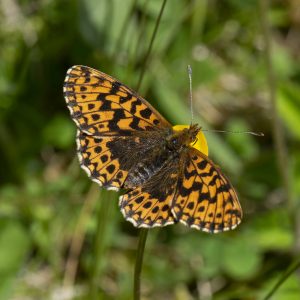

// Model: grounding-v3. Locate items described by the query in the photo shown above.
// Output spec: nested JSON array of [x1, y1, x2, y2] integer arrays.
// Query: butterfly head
[[171, 124, 208, 155], [168, 124, 201, 151], [188, 123, 201, 142]]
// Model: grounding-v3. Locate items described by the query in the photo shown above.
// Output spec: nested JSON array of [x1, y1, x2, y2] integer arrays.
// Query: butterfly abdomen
[[125, 148, 176, 189]]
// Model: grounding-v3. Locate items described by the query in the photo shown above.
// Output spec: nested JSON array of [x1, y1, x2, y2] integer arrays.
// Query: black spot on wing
[[95, 146, 102, 153], [100, 101, 112, 110], [107, 164, 116, 174], [152, 206, 159, 213], [140, 108, 152, 119], [129, 117, 141, 130], [187, 202, 194, 210], [111, 81, 121, 95], [92, 114, 100, 121], [100, 155, 108, 163], [88, 103, 95, 110], [114, 108, 126, 120], [197, 160, 207, 170]]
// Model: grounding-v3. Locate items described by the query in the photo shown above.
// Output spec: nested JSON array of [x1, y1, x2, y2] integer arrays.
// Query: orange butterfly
[[63, 66, 242, 233]]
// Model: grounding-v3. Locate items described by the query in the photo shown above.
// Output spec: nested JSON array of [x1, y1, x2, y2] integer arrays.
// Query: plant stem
[[136, 0, 168, 91], [132, 1, 168, 299], [263, 259, 300, 300], [134, 229, 149, 300], [112, 0, 138, 59], [89, 190, 114, 299]]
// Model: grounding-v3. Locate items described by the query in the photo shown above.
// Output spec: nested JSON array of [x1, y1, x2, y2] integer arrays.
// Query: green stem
[[132, 1, 168, 299], [89, 190, 114, 299], [136, 0, 168, 91], [112, 0, 138, 59], [129, 0, 150, 70], [134, 229, 149, 300], [263, 259, 300, 300]]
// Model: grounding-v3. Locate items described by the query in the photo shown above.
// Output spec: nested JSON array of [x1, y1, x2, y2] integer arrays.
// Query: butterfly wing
[[172, 148, 242, 233], [65, 65, 172, 190], [118, 147, 241, 232], [76, 130, 127, 190], [77, 128, 172, 190], [119, 158, 180, 227], [63, 65, 171, 136]]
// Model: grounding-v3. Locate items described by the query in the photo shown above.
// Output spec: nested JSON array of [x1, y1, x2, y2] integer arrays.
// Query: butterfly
[[63, 65, 242, 233]]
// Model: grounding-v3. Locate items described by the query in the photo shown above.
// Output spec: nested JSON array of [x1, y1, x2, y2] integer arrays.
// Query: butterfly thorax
[[124, 124, 200, 189]]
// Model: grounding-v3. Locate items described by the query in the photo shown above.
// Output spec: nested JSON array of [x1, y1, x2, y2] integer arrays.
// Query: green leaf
[[248, 209, 293, 251], [0, 220, 30, 276], [278, 83, 300, 140], [222, 236, 261, 280], [43, 114, 75, 149]]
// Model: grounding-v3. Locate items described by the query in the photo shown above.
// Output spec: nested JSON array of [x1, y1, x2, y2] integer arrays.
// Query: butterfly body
[[123, 124, 199, 189], [64, 65, 242, 233]]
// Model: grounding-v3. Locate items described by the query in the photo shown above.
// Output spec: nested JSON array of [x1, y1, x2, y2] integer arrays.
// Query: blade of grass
[[134, 229, 149, 300], [63, 183, 99, 287], [89, 190, 115, 299], [136, 0, 168, 91], [263, 259, 300, 300], [112, 0, 138, 59], [127, 0, 150, 75]]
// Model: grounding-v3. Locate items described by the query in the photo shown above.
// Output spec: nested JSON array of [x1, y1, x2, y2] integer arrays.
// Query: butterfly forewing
[[63, 65, 171, 136]]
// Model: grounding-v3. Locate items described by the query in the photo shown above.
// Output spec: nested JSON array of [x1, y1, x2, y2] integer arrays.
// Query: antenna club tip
[[187, 65, 192, 74], [200, 129, 265, 137]]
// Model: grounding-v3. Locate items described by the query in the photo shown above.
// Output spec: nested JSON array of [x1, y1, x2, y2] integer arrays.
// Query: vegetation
[[0, 0, 299, 299]]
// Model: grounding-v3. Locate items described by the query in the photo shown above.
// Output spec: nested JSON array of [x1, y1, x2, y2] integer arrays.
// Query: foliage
[[0, 0, 300, 299]]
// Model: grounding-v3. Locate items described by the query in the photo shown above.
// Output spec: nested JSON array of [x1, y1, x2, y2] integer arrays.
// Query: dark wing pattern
[[119, 147, 242, 232], [76, 130, 129, 190], [172, 148, 242, 233], [63, 65, 171, 136], [76, 129, 170, 190], [64, 65, 171, 190], [119, 158, 179, 227]]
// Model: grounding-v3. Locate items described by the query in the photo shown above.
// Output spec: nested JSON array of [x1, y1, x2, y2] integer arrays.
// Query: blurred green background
[[1, 0, 300, 299]]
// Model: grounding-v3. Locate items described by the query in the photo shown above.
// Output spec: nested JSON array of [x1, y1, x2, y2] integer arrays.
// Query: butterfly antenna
[[186, 65, 263, 137], [201, 129, 264, 137], [188, 65, 194, 125]]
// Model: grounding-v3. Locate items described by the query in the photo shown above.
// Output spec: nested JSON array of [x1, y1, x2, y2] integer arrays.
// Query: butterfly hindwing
[[64, 65, 171, 136], [77, 129, 171, 190], [119, 146, 242, 232], [119, 158, 179, 227], [172, 149, 242, 233], [76, 130, 129, 190]]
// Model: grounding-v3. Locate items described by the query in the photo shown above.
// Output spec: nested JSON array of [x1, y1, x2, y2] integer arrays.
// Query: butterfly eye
[[169, 137, 180, 149]]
